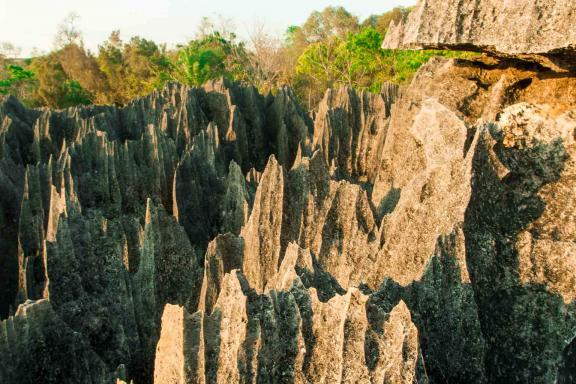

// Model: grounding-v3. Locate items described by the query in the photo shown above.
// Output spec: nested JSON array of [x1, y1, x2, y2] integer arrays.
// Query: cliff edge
[[383, 0, 576, 71]]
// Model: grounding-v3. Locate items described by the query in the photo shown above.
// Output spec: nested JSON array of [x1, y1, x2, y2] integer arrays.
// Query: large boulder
[[383, 0, 576, 71]]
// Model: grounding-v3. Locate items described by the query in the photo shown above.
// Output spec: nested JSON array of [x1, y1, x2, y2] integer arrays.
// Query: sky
[[0, 0, 415, 56]]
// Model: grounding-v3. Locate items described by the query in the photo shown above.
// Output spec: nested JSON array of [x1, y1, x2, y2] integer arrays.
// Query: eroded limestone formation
[[383, 0, 576, 70], [1, 1, 576, 382]]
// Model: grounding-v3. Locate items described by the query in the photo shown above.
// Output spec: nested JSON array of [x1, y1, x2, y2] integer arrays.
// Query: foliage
[[58, 44, 108, 102], [0, 64, 36, 104], [123, 37, 172, 96], [0, 64, 34, 94], [172, 32, 245, 86], [61, 79, 93, 107], [98, 32, 172, 104], [362, 6, 412, 36], [28, 53, 92, 108], [243, 25, 291, 93], [382, 49, 478, 83], [1, 6, 480, 110], [300, 6, 359, 42], [295, 28, 386, 104], [282, 6, 360, 84], [295, 26, 477, 107]]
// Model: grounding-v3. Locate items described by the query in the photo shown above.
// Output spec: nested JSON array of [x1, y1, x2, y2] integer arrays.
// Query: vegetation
[[0, 6, 477, 110], [0, 64, 35, 97], [172, 31, 247, 87]]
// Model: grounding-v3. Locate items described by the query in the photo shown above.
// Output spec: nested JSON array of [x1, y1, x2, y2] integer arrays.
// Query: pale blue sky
[[0, 0, 415, 56]]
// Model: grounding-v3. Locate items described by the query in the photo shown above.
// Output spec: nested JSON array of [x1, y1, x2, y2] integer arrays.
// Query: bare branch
[[54, 12, 83, 49]]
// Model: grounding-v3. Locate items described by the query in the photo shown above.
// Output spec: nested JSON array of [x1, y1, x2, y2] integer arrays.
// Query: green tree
[[0, 6, 478, 110], [0, 64, 35, 99], [172, 32, 248, 86], [97, 32, 172, 104], [283, 6, 360, 75], [296, 25, 478, 107], [296, 37, 340, 89], [123, 37, 172, 95], [295, 27, 385, 105], [97, 31, 126, 103], [339, 27, 386, 89], [301, 6, 359, 42]]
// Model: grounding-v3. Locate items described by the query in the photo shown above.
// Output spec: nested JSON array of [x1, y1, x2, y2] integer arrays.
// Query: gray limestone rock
[[382, 0, 576, 71], [1, 17, 576, 381]]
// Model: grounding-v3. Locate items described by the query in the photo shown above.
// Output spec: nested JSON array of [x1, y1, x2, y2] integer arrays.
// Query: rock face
[[0, 299, 113, 383], [0, 80, 314, 383], [2, 3, 576, 382], [383, 0, 576, 71]]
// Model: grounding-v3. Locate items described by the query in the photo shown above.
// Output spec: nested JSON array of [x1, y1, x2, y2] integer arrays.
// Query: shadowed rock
[[0, 299, 113, 383]]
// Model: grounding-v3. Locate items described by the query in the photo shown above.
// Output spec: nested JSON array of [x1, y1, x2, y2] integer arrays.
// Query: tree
[[341, 28, 389, 89], [282, 6, 362, 102], [0, 42, 22, 59], [301, 6, 359, 42], [58, 44, 108, 102], [0, 64, 35, 101], [295, 36, 341, 108], [97, 31, 126, 103], [173, 35, 228, 86], [296, 37, 340, 88], [97, 32, 172, 104], [29, 53, 92, 108], [123, 37, 172, 96], [172, 32, 247, 87], [295, 27, 387, 105], [54, 12, 83, 49], [281, 26, 309, 86], [244, 23, 290, 92], [0, 5, 476, 110], [362, 7, 412, 36]]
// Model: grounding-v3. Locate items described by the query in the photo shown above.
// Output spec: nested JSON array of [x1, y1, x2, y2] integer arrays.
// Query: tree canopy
[[0, 7, 477, 109]]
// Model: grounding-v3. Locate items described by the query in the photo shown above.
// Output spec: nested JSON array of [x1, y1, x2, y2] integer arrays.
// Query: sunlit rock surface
[[383, 0, 576, 71], [2, 6, 576, 380]]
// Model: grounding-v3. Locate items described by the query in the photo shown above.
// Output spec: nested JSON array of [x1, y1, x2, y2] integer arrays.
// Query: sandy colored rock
[[198, 233, 243, 315], [370, 98, 477, 286], [204, 270, 248, 383], [501, 104, 576, 303], [383, 0, 576, 70], [370, 301, 419, 384], [313, 86, 397, 182], [241, 156, 284, 292], [154, 304, 187, 384]]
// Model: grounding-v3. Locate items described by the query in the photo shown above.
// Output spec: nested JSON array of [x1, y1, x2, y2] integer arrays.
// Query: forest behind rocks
[[1, 0, 576, 383], [0, 6, 472, 110]]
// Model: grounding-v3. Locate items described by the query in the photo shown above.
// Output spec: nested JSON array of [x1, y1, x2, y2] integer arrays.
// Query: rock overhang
[[382, 0, 576, 71]]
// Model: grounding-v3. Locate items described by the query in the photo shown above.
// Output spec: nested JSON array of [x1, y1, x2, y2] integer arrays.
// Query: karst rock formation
[[1, 1, 576, 383]]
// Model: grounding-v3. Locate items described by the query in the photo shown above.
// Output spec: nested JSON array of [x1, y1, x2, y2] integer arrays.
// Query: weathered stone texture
[[2, 8, 576, 379], [383, 0, 576, 70]]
